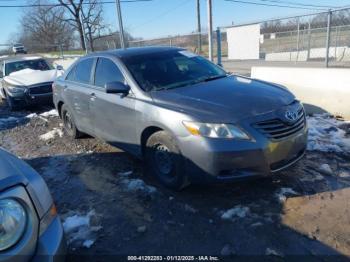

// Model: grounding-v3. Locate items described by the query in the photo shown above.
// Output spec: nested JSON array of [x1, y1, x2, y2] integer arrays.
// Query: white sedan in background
[[0, 56, 63, 110]]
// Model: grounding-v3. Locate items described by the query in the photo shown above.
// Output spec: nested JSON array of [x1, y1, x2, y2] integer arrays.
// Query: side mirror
[[0, 71, 3, 78], [105, 81, 130, 94], [56, 65, 64, 71]]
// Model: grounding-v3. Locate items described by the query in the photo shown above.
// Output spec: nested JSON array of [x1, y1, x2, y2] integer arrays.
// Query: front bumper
[[178, 124, 308, 183], [32, 216, 67, 262], [7, 91, 53, 107]]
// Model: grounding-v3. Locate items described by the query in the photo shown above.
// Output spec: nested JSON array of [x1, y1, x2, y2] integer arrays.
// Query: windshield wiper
[[202, 74, 227, 82]]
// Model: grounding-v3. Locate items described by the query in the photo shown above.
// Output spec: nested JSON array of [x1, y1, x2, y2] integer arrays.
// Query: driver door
[[90, 57, 137, 153]]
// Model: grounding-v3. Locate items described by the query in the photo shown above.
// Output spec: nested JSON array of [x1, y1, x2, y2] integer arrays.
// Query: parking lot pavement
[[0, 99, 350, 259]]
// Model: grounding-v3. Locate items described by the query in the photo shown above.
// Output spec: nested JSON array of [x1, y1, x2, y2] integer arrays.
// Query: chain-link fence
[[217, 7, 350, 69], [1, 7, 349, 70]]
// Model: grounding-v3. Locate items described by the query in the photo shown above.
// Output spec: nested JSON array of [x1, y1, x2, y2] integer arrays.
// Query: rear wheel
[[145, 131, 189, 190], [61, 104, 83, 139]]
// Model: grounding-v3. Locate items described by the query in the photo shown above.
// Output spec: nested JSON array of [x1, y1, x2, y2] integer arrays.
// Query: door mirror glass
[[0, 71, 3, 78], [105, 81, 130, 94]]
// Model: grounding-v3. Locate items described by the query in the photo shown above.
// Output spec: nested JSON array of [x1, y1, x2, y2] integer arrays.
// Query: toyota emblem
[[285, 110, 298, 122]]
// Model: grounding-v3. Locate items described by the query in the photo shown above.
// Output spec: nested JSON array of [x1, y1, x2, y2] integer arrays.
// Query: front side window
[[66, 67, 76, 81], [5, 59, 53, 76], [121, 50, 226, 91], [74, 58, 94, 84], [94, 58, 124, 88]]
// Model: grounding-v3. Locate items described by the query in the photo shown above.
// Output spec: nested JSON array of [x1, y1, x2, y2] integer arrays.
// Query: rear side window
[[74, 58, 94, 84], [94, 58, 124, 88]]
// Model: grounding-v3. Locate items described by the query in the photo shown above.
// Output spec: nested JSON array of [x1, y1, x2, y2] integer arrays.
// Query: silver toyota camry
[[0, 148, 66, 261], [53, 47, 308, 190]]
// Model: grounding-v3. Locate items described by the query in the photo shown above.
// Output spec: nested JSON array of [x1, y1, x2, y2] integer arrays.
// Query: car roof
[[88, 46, 185, 59], [3, 55, 43, 63]]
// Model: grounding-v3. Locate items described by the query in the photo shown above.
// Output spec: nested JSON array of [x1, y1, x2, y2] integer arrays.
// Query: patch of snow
[[250, 222, 263, 227], [339, 171, 350, 178], [307, 114, 350, 153], [118, 171, 133, 176], [266, 248, 283, 257], [63, 210, 101, 248], [82, 239, 94, 248], [39, 127, 63, 141], [275, 187, 298, 203], [184, 204, 197, 213], [63, 213, 90, 233], [221, 205, 250, 220], [121, 178, 157, 194], [25, 113, 38, 119], [318, 164, 333, 175], [299, 174, 324, 182], [40, 109, 59, 117]]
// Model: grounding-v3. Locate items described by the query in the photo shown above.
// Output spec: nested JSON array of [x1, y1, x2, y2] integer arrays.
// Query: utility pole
[[207, 0, 213, 61], [80, 12, 88, 54], [116, 0, 126, 49], [197, 0, 202, 54], [325, 10, 332, 67]]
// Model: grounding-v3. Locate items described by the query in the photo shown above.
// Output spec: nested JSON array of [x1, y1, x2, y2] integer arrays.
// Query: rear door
[[90, 57, 137, 152], [62, 58, 96, 134]]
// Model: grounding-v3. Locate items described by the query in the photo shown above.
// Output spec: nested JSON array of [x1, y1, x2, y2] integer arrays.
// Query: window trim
[[65, 57, 96, 86], [93, 57, 126, 89]]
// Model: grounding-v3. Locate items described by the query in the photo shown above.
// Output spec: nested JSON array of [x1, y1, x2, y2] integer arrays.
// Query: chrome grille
[[29, 83, 53, 95], [253, 107, 305, 140]]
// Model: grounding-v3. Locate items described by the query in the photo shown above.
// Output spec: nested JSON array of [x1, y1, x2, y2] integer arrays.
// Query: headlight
[[0, 199, 27, 251], [7, 85, 25, 94], [183, 121, 251, 140]]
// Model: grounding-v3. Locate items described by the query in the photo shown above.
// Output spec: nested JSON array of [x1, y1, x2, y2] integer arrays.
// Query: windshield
[[121, 50, 227, 91], [5, 59, 52, 76]]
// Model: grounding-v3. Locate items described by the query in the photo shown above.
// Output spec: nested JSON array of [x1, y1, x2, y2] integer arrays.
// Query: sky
[[0, 0, 349, 44]]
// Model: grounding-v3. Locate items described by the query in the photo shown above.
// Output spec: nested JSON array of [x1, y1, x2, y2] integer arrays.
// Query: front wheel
[[145, 131, 189, 190], [6, 94, 20, 111], [61, 104, 83, 139]]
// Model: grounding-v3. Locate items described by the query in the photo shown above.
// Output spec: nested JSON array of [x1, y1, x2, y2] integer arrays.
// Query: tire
[[145, 131, 189, 190], [61, 104, 83, 139], [6, 94, 20, 111]]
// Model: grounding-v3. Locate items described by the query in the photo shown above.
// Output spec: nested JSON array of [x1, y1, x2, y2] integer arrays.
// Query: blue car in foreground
[[0, 148, 66, 261]]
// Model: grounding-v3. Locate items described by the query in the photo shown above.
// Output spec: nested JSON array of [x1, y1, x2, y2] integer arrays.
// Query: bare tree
[[56, 0, 108, 51], [81, 0, 106, 51], [19, 4, 75, 52], [57, 0, 86, 50]]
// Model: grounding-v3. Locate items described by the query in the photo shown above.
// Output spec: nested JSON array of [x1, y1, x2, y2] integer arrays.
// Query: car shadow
[[24, 145, 350, 259]]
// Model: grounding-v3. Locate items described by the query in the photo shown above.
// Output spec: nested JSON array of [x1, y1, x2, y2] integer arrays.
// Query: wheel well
[[57, 101, 64, 118], [141, 126, 163, 156]]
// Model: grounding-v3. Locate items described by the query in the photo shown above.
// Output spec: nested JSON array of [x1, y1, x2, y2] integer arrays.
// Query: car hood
[[150, 75, 295, 122], [0, 148, 53, 218], [4, 69, 61, 86]]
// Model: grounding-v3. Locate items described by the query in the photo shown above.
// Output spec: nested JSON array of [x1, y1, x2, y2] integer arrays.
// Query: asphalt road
[[0, 100, 350, 261]]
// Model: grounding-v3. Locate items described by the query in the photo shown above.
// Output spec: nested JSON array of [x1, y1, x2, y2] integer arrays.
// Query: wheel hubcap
[[154, 144, 173, 175]]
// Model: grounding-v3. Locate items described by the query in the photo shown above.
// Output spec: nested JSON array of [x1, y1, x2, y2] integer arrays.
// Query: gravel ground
[[1, 99, 350, 261]]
